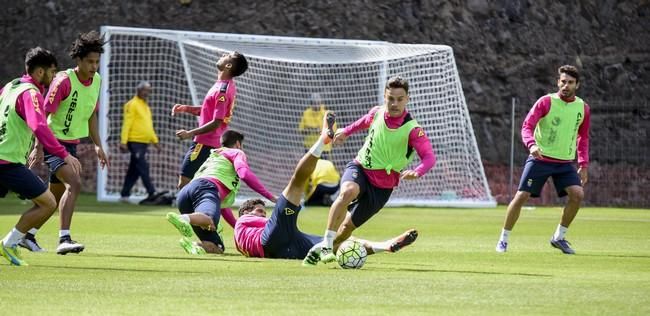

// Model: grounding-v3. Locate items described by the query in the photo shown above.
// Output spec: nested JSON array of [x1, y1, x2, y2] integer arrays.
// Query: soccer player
[[496, 65, 590, 255], [234, 112, 417, 261], [303, 76, 436, 265], [27, 31, 109, 255], [298, 93, 333, 155], [1, 47, 82, 265], [171, 51, 248, 190], [166, 130, 276, 254], [119, 81, 161, 203]]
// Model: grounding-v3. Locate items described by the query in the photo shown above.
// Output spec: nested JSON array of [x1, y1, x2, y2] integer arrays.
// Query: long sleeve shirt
[[0, 75, 68, 164], [120, 95, 158, 144], [521, 94, 590, 167], [342, 106, 436, 189]]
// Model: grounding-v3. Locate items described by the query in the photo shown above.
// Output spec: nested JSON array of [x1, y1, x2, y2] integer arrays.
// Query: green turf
[[1, 194, 649, 315]]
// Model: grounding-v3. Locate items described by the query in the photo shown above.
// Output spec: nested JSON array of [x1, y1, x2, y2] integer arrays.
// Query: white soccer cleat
[[18, 235, 45, 252], [495, 241, 508, 253], [57, 237, 85, 255]]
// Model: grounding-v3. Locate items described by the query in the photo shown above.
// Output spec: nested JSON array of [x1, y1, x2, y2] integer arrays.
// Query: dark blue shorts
[[261, 195, 322, 259], [340, 161, 393, 227], [180, 142, 215, 179], [176, 178, 223, 248], [304, 183, 339, 206], [0, 163, 48, 200], [44, 141, 77, 184], [518, 157, 582, 198]]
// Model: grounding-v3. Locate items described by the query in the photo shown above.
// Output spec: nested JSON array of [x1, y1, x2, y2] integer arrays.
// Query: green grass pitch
[[1, 194, 649, 315]]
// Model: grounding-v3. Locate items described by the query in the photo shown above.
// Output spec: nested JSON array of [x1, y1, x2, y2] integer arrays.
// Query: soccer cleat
[[550, 238, 575, 254], [1, 243, 28, 266], [56, 236, 85, 255], [320, 247, 337, 264], [166, 212, 194, 238], [389, 229, 419, 253], [179, 237, 206, 255], [322, 111, 336, 144], [302, 249, 321, 267], [495, 241, 508, 253], [18, 233, 45, 252]]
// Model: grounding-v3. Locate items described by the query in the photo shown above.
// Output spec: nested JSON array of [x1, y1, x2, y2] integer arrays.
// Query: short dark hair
[[239, 198, 265, 216], [221, 130, 244, 147], [69, 31, 105, 59], [230, 51, 248, 77], [385, 76, 409, 94], [25, 47, 57, 74], [558, 65, 580, 83]]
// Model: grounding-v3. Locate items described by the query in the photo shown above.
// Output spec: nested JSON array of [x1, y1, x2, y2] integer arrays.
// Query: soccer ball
[[336, 240, 367, 269]]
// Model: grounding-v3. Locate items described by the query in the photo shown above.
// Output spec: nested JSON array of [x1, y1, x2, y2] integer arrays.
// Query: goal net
[[98, 26, 495, 207]]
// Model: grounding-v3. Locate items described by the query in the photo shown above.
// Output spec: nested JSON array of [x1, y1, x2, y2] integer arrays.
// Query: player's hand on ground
[[529, 145, 543, 159], [28, 148, 43, 169], [119, 144, 128, 153], [171, 104, 186, 116], [578, 167, 588, 185], [176, 129, 193, 140], [96, 146, 109, 169], [400, 170, 419, 180], [332, 130, 348, 146], [64, 155, 82, 175]]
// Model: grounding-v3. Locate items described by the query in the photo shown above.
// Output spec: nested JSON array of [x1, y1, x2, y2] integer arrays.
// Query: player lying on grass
[[166, 130, 276, 254], [233, 112, 417, 262]]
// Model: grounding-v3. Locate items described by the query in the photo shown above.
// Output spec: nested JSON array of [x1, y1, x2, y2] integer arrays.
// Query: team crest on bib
[[527, 179, 533, 187], [284, 208, 295, 215]]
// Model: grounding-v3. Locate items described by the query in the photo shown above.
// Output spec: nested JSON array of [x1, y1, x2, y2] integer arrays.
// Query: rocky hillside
[[2, 0, 648, 205]]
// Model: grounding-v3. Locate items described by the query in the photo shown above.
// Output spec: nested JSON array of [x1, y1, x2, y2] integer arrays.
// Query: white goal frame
[[98, 25, 496, 208]]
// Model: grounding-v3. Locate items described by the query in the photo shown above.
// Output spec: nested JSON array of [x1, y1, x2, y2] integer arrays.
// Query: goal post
[[98, 25, 496, 208]]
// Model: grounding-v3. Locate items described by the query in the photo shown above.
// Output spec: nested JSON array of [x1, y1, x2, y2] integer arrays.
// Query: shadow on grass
[[32, 264, 204, 274], [370, 263, 552, 277], [88, 252, 259, 264], [577, 253, 650, 259]]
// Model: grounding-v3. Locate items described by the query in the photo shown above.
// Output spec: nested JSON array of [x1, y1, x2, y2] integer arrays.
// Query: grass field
[[1, 194, 649, 315]]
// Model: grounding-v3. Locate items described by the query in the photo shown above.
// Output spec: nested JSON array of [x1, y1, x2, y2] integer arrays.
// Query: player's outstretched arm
[[171, 104, 201, 116]]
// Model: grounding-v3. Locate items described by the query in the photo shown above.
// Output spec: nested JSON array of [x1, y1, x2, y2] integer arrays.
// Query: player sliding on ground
[[166, 130, 276, 254], [304, 76, 436, 265], [233, 112, 417, 260]]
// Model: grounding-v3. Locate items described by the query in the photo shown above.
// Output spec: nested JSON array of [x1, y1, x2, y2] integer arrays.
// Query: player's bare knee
[[64, 177, 82, 193], [337, 184, 359, 203], [567, 187, 584, 203], [34, 191, 57, 213], [513, 191, 531, 204]]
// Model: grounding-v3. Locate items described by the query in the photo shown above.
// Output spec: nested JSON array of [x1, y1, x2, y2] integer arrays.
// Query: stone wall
[[2, 1, 648, 206]]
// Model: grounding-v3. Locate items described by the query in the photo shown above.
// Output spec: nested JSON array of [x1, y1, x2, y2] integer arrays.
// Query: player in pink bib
[[171, 52, 248, 190]]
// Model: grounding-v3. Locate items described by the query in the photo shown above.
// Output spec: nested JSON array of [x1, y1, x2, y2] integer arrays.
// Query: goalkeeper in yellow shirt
[[298, 93, 334, 156], [304, 159, 340, 206], [119, 81, 161, 202]]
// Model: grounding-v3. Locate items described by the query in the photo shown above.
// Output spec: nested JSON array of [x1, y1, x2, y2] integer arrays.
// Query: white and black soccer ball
[[336, 240, 367, 269]]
